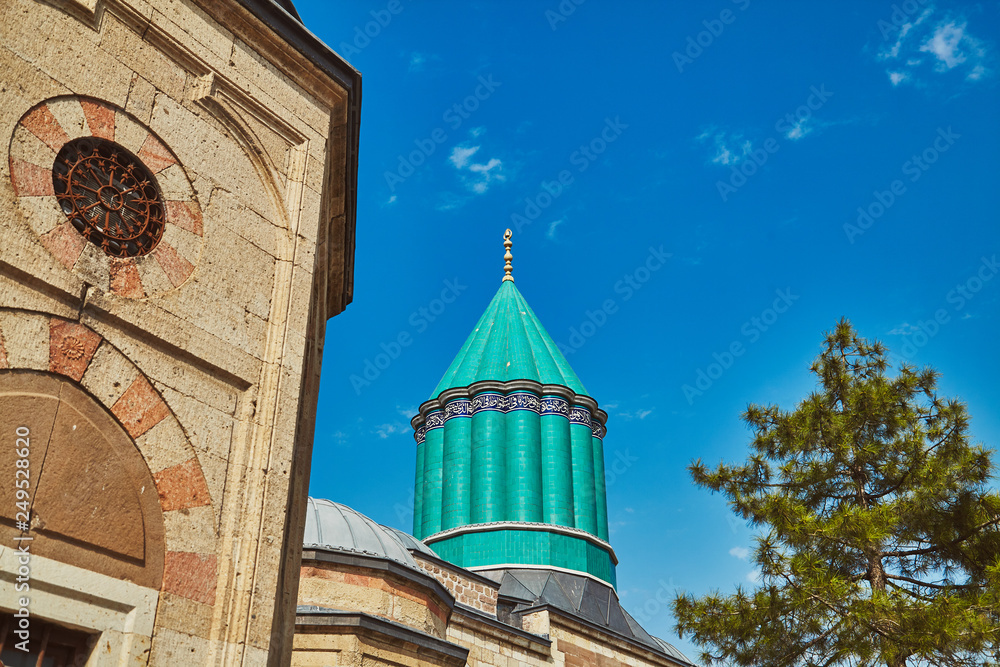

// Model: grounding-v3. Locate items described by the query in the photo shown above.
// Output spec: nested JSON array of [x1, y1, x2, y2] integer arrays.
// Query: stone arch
[[193, 93, 296, 234], [8, 95, 205, 298], [0, 308, 218, 606]]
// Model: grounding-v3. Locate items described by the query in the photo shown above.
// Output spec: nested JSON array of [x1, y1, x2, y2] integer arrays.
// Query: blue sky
[[297, 0, 1000, 657]]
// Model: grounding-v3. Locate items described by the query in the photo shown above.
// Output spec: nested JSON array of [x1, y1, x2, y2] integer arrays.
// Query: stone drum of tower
[[411, 231, 616, 587]]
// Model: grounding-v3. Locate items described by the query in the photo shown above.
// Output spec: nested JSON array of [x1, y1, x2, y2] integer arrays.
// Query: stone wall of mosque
[[1, 0, 356, 663]]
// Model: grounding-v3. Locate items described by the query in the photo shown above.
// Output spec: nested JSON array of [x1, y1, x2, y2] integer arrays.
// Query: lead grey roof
[[487, 569, 696, 666], [381, 525, 440, 560], [654, 636, 697, 665], [303, 498, 418, 568]]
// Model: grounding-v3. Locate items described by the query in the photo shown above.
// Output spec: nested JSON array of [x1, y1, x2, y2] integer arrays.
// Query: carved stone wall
[[0, 0, 359, 664]]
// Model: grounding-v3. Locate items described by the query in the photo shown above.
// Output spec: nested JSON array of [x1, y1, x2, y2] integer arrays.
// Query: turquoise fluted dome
[[411, 270, 615, 587], [430, 280, 586, 398]]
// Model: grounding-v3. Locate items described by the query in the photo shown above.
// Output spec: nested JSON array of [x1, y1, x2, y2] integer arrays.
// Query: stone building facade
[[293, 499, 695, 667], [1, 0, 695, 665], [0, 0, 358, 663]]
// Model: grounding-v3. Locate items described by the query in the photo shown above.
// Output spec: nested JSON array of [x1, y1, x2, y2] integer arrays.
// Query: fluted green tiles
[[427, 529, 617, 587], [422, 422, 444, 537], [471, 405, 506, 523], [541, 408, 574, 527], [592, 435, 609, 542], [571, 421, 597, 535], [413, 439, 426, 539], [506, 407, 542, 522], [442, 414, 472, 530]]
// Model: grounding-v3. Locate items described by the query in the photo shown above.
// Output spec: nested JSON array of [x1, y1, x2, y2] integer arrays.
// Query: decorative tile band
[[468, 392, 541, 414], [540, 396, 569, 416], [414, 395, 606, 442], [505, 392, 540, 413], [471, 392, 504, 414], [444, 398, 472, 421], [569, 406, 592, 428], [425, 411, 445, 432]]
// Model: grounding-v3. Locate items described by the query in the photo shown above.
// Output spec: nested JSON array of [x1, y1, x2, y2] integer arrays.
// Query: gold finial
[[502, 229, 514, 282]]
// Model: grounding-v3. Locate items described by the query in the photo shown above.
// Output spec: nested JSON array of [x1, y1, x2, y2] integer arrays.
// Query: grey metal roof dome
[[303, 498, 418, 568], [381, 525, 439, 560]]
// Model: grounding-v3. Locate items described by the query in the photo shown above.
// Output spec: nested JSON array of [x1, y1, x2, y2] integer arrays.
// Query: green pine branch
[[674, 319, 1000, 667]]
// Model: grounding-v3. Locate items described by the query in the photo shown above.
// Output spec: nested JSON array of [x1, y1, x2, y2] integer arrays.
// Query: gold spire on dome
[[502, 229, 514, 282]]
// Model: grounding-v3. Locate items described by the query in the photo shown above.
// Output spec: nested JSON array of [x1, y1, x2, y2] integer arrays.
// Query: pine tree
[[673, 319, 1000, 667]]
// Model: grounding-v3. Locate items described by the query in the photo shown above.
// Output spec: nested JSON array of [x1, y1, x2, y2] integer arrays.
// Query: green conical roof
[[431, 281, 587, 399]]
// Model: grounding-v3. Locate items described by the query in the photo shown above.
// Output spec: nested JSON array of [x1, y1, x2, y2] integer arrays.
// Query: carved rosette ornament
[[8, 96, 204, 298], [53, 137, 165, 258]]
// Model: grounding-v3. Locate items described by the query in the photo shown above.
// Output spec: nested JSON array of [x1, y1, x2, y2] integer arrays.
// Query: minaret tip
[[502, 229, 514, 282]]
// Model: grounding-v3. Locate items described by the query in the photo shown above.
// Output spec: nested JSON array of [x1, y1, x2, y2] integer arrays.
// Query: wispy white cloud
[[449, 145, 481, 169], [782, 115, 863, 141], [616, 408, 653, 421], [882, 8, 932, 60], [921, 21, 972, 70], [696, 128, 752, 165], [465, 158, 503, 194], [434, 191, 470, 212], [784, 117, 811, 140], [730, 546, 750, 560], [547, 218, 565, 239], [374, 422, 407, 439], [888, 322, 920, 336], [447, 134, 505, 195], [407, 51, 441, 73], [878, 8, 991, 86], [746, 569, 762, 583]]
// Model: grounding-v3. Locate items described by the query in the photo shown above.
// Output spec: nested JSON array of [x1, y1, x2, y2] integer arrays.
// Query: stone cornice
[[451, 603, 552, 653], [520, 605, 693, 667], [301, 547, 455, 612], [422, 522, 618, 566], [295, 607, 469, 665]]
